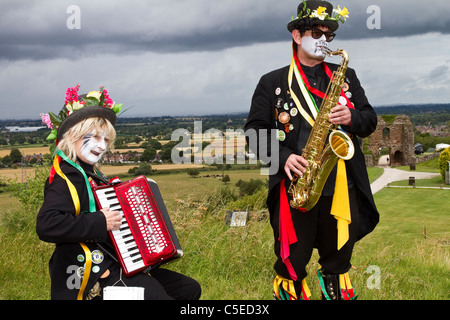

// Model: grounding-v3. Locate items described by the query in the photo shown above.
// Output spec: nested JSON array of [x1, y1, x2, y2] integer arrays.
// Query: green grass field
[[0, 165, 448, 300]]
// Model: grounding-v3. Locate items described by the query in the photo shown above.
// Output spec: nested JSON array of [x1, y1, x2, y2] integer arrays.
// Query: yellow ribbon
[[273, 274, 311, 300], [53, 156, 80, 216], [330, 159, 351, 250], [53, 156, 92, 300], [339, 273, 353, 292], [288, 58, 316, 127]]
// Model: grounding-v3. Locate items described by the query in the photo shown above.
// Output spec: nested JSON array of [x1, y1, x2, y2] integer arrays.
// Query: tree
[[10, 148, 22, 163], [438, 147, 450, 181], [222, 175, 230, 184], [140, 147, 156, 162]]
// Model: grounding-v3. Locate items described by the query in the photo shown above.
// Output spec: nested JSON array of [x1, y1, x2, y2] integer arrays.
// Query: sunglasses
[[310, 29, 336, 42]]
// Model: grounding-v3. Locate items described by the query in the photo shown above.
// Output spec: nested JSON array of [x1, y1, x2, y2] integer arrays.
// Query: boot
[[322, 272, 340, 300]]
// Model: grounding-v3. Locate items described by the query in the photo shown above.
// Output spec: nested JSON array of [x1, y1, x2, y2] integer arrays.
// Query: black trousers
[[270, 180, 360, 282], [97, 264, 201, 300]]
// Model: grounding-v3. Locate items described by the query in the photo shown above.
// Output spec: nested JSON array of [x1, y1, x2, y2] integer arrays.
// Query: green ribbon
[[55, 148, 96, 213]]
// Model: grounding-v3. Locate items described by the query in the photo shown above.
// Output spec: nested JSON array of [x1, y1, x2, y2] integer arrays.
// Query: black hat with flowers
[[287, 0, 349, 33], [41, 85, 123, 142]]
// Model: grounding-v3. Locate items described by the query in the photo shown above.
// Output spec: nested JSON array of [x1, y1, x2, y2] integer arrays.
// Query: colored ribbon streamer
[[330, 159, 351, 250], [339, 272, 356, 300], [288, 59, 317, 127], [273, 274, 310, 300], [292, 48, 354, 110], [279, 180, 298, 281], [318, 269, 356, 300], [55, 149, 96, 212], [52, 150, 96, 300], [77, 243, 93, 300], [53, 155, 81, 216], [317, 268, 331, 300]]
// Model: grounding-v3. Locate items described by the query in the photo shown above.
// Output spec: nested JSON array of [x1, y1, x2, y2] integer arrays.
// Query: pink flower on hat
[[102, 88, 114, 108], [40, 113, 54, 129], [64, 84, 80, 106]]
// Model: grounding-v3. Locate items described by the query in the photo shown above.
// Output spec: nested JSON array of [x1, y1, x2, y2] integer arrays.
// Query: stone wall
[[369, 115, 416, 166]]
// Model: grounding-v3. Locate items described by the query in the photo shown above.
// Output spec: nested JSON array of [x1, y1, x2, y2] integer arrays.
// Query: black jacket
[[245, 62, 379, 240], [36, 160, 116, 300]]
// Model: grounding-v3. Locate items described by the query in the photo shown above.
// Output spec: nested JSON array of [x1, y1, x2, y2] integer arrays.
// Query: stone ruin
[[368, 115, 416, 167]]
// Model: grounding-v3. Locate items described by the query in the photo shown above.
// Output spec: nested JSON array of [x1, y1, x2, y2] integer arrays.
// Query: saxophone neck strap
[[289, 48, 354, 118]]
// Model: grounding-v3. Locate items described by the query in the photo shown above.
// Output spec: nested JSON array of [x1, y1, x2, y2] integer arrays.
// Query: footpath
[[370, 167, 444, 194]]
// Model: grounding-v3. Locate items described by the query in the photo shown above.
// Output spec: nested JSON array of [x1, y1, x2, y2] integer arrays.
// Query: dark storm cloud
[[1, 0, 449, 61]]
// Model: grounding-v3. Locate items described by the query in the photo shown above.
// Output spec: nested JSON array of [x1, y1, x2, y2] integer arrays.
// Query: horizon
[[1, 103, 449, 123]]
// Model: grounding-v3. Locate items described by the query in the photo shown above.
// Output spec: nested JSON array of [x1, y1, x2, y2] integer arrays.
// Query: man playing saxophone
[[245, 0, 379, 300]]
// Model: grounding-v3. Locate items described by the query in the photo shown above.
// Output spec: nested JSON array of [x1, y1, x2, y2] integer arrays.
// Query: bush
[[2, 165, 50, 212], [128, 163, 152, 176], [235, 178, 267, 196]]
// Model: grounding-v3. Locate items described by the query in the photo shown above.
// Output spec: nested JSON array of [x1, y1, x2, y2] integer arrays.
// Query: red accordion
[[92, 175, 183, 276]]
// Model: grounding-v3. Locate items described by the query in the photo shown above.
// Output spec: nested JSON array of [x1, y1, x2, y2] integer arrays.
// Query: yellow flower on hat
[[87, 91, 102, 100], [311, 6, 328, 20], [334, 6, 349, 20], [65, 101, 85, 115], [72, 101, 85, 111]]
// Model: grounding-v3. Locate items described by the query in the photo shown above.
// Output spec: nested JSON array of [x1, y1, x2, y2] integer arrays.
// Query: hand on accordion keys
[[101, 208, 122, 231]]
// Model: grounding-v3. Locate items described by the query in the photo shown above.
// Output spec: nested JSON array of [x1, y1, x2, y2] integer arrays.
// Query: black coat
[[245, 62, 379, 240], [36, 160, 116, 300]]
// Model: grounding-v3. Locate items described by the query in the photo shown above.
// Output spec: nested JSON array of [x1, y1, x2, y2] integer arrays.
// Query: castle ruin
[[369, 115, 416, 167]]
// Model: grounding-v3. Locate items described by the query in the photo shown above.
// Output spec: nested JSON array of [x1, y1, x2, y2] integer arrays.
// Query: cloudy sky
[[1, 0, 449, 120]]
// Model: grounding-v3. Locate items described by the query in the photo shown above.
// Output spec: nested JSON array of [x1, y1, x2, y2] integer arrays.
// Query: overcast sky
[[1, 0, 449, 120]]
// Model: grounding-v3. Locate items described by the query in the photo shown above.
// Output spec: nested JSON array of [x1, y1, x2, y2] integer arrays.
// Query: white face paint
[[301, 35, 328, 58], [77, 131, 108, 165]]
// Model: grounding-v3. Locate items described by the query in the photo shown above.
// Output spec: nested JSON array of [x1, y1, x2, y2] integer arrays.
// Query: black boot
[[322, 272, 340, 300], [318, 269, 340, 300]]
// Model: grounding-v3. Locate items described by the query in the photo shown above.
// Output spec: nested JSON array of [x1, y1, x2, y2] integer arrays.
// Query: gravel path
[[370, 167, 441, 194]]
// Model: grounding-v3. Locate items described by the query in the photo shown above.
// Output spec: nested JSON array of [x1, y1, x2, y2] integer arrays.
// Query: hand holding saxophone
[[284, 154, 309, 180], [329, 104, 352, 126]]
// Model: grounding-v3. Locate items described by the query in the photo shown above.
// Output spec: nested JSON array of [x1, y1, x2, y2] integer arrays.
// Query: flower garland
[[40, 84, 123, 141], [290, 1, 349, 24]]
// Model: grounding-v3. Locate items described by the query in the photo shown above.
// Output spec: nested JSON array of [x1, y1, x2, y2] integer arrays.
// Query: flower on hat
[[87, 91, 102, 100], [290, 0, 349, 25], [310, 6, 328, 20], [333, 6, 349, 22], [40, 113, 54, 129], [42, 84, 123, 141]]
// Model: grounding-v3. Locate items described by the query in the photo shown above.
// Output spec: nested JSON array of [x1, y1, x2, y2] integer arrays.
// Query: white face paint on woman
[[75, 131, 108, 165], [301, 35, 328, 59]]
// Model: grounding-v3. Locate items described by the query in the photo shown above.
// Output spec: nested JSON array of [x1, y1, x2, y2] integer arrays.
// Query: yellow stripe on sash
[[53, 155, 92, 300]]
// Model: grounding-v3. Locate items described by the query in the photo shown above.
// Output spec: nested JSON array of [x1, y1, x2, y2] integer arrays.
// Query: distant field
[[0, 146, 50, 158], [0, 163, 206, 181]]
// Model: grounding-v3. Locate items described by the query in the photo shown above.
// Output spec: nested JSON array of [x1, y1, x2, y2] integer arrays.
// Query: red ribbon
[[292, 48, 354, 110], [48, 155, 61, 184], [279, 179, 298, 281]]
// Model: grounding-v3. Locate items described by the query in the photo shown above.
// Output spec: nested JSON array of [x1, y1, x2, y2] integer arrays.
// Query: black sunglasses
[[310, 29, 336, 42]]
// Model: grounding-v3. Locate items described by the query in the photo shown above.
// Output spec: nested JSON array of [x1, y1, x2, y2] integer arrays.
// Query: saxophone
[[288, 47, 355, 211]]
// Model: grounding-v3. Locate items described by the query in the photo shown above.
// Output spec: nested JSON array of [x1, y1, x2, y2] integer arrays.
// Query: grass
[[0, 165, 449, 300]]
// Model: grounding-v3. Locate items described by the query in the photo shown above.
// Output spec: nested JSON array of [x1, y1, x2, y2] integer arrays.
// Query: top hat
[[287, 0, 348, 33]]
